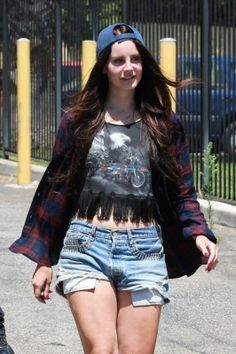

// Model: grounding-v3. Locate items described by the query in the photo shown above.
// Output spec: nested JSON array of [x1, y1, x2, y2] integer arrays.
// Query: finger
[[43, 282, 52, 301], [211, 258, 219, 270], [32, 279, 47, 303], [205, 248, 218, 272], [211, 254, 219, 269], [205, 262, 217, 272], [34, 288, 46, 303], [208, 242, 218, 261], [205, 254, 215, 271]]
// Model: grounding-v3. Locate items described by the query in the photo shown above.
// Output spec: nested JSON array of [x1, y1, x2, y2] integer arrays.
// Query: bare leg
[[66, 280, 118, 354], [116, 291, 161, 354]]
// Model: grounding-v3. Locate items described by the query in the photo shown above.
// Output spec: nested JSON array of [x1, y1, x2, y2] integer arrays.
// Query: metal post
[[81, 41, 96, 89], [122, 0, 128, 23], [2, 0, 10, 158], [159, 38, 177, 112], [201, 0, 210, 150], [55, 0, 62, 129], [92, 0, 97, 40], [201, 0, 211, 189], [17, 38, 31, 185]]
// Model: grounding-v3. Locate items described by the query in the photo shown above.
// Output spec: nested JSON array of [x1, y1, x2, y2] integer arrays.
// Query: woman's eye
[[113, 58, 124, 65], [131, 56, 141, 63]]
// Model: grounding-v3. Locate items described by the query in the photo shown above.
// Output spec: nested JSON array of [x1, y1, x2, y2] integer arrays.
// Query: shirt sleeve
[[9, 113, 76, 266], [169, 114, 216, 242]]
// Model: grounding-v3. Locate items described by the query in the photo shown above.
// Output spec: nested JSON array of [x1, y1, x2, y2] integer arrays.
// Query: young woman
[[10, 23, 218, 353]]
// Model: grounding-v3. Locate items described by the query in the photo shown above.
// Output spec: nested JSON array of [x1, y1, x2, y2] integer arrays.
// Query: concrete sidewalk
[[0, 158, 236, 353]]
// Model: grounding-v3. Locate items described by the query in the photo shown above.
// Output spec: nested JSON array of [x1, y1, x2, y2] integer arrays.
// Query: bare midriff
[[72, 213, 157, 230]]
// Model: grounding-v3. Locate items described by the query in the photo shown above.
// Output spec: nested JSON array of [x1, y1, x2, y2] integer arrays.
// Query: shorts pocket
[[63, 225, 95, 252], [128, 234, 164, 260]]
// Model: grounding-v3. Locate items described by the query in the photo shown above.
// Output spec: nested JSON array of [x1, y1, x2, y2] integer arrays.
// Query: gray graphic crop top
[[76, 120, 159, 223]]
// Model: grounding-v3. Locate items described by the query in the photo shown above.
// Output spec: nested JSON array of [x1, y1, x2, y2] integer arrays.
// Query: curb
[[0, 158, 46, 181], [198, 199, 236, 229], [1, 158, 236, 228]]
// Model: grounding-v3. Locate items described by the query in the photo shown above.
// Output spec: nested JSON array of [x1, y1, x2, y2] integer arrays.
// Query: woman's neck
[[105, 89, 135, 111], [105, 93, 138, 125]]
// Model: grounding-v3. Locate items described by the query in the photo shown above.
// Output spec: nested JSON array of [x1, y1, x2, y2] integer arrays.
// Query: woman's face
[[104, 40, 143, 92]]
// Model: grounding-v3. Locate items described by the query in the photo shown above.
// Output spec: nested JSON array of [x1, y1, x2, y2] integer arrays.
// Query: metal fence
[[0, 0, 235, 202]]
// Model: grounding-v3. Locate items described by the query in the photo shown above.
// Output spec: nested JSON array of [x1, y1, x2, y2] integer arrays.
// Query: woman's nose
[[123, 61, 133, 75], [123, 59, 133, 70]]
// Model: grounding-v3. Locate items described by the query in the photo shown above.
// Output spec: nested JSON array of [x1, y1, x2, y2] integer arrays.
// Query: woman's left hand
[[194, 235, 219, 272]]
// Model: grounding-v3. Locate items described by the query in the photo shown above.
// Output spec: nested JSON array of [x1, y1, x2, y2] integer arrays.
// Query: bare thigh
[[67, 280, 118, 354], [117, 291, 161, 354]]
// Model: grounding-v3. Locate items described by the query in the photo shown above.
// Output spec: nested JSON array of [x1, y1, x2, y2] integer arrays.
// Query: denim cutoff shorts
[[55, 220, 169, 306]]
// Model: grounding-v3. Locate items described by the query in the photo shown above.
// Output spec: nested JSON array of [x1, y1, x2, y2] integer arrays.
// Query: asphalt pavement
[[0, 159, 236, 354]]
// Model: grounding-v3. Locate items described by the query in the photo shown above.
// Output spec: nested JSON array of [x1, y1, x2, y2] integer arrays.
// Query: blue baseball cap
[[96, 23, 145, 57]]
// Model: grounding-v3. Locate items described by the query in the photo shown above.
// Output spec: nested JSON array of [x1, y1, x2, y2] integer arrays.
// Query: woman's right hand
[[32, 264, 53, 303]]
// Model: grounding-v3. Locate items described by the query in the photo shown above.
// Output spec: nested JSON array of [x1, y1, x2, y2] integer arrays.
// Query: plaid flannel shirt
[[9, 113, 216, 278]]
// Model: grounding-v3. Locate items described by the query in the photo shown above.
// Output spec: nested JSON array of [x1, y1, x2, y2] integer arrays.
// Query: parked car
[[177, 56, 236, 154]]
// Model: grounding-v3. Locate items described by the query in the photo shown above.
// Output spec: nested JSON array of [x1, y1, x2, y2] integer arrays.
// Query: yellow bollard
[[159, 38, 176, 112], [81, 40, 96, 89], [17, 38, 31, 185]]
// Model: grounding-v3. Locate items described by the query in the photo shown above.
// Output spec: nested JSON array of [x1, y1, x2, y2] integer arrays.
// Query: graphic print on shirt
[[83, 122, 153, 197]]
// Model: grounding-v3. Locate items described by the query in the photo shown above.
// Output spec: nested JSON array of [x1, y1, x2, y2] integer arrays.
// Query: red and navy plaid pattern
[[9, 113, 216, 278]]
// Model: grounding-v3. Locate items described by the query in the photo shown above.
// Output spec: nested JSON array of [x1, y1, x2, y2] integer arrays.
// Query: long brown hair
[[64, 27, 186, 190]]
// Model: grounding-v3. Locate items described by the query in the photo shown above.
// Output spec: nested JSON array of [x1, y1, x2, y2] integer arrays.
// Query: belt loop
[[91, 225, 97, 238], [127, 229, 134, 245]]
